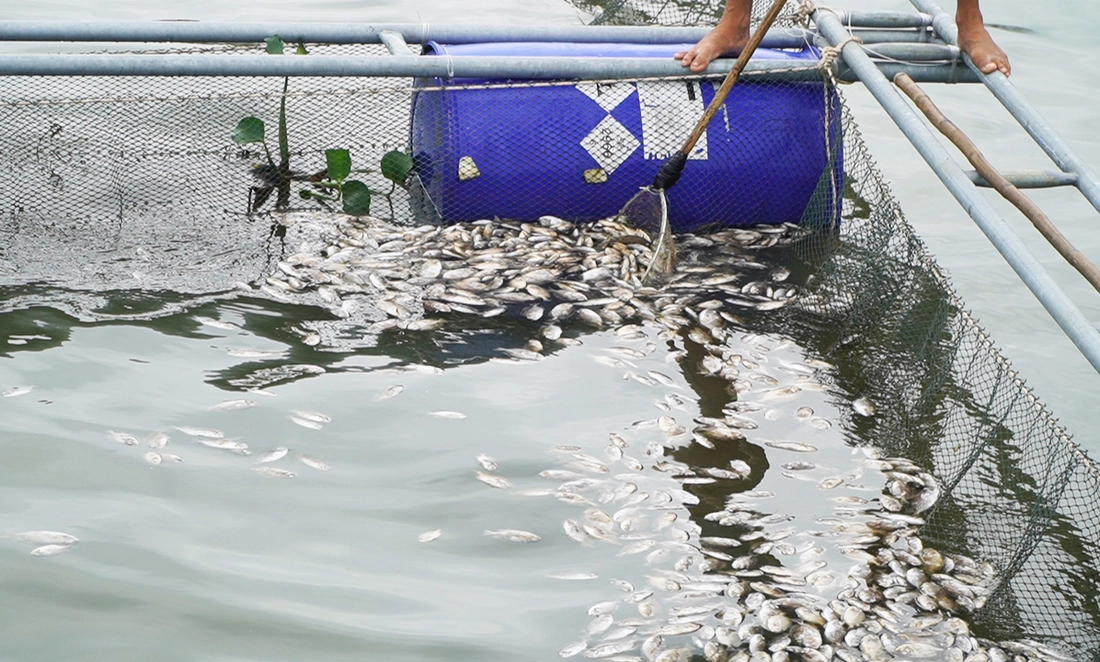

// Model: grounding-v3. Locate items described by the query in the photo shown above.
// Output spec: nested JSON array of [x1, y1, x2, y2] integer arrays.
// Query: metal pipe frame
[[814, 7, 1100, 375], [908, 0, 1100, 214], [0, 20, 793, 46], [0, 52, 979, 82]]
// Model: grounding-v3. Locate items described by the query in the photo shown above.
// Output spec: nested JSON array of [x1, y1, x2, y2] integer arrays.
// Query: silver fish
[[289, 416, 324, 430], [300, 455, 330, 471], [16, 531, 78, 546], [290, 410, 332, 424], [30, 544, 71, 557], [476, 471, 511, 489], [146, 431, 169, 449], [257, 447, 290, 463], [175, 426, 224, 438], [2, 385, 34, 398], [254, 466, 296, 478], [430, 410, 467, 419], [108, 430, 139, 446], [211, 398, 256, 411], [198, 438, 250, 453], [376, 384, 405, 400], [484, 529, 541, 543], [418, 529, 442, 543], [765, 440, 818, 453]]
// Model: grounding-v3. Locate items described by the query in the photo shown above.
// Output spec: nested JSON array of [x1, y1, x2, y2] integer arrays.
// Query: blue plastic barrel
[[410, 42, 842, 231]]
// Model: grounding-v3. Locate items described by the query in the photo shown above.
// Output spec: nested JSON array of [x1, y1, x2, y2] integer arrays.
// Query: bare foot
[[675, 23, 750, 73], [957, 13, 1011, 76]]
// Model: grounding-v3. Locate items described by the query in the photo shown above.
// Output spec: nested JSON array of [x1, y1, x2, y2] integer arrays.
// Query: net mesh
[[1, 1, 1099, 658]]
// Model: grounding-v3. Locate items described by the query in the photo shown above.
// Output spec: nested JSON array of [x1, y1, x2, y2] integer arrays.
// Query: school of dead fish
[[8, 212, 1071, 662]]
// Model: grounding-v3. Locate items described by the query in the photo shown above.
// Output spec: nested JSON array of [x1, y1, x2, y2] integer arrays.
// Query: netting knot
[[819, 34, 864, 73], [795, 0, 817, 27]]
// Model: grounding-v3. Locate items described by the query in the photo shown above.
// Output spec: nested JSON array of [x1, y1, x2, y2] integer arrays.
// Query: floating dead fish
[[198, 438, 250, 453], [2, 385, 34, 398], [853, 396, 876, 417], [227, 348, 283, 358], [765, 440, 818, 453], [257, 447, 289, 463], [476, 471, 511, 489], [376, 384, 405, 400], [289, 416, 324, 430], [290, 410, 332, 424], [547, 571, 598, 581], [211, 398, 256, 411], [146, 431, 169, 449], [175, 426, 224, 438], [484, 529, 541, 543], [30, 544, 71, 557], [300, 455, 330, 471], [144, 452, 162, 465], [418, 529, 442, 543], [16, 531, 78, 546], [476, 453, 499, 472], [430, 410, 467, 420], [254, 466, 296, 478], [107, 430, 139, 446]]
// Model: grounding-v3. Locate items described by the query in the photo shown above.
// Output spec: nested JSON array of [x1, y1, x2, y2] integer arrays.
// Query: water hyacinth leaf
[[325, 149, 352, 182], [232, 117, 265, 144], [341, 180, 371, 215], [380, 150, 414, 186], [265, 36, 285, 54]]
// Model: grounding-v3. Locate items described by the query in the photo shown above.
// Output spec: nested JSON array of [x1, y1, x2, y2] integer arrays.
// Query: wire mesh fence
[[1, 0, 1099, 658]]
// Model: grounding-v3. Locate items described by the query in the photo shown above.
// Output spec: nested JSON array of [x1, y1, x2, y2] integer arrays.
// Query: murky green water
[[3, 1, 1100, 660]]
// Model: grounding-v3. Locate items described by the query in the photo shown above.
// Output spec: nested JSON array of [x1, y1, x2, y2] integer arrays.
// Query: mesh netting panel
[[2, 1, 1100, 657]]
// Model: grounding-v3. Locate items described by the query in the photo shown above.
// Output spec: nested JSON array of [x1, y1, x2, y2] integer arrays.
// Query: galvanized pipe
[[0, 20, 807, 47], [908, 0, 1100, 214], [0, 52, 978, 82], [834, 10, 933, 29], [814, 7, 1100, 375], [967, 169, 1078, 189]]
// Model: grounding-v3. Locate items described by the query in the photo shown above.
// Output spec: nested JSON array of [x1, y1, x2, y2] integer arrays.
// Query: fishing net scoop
[[618, 0, 791, 283]]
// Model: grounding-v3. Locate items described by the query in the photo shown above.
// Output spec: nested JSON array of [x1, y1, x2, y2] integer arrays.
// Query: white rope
[[818, 34, 863, 73]]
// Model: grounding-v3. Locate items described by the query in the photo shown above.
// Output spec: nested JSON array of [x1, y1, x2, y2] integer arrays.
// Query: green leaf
[[380, 150, 414, 186], [232, 116, 265, 144], [296, 40, 309, 55], [341, 180, 371, 215], [265, 36, 285, 54], [277, 77, 290, 167], [325, 149, 352, 182]]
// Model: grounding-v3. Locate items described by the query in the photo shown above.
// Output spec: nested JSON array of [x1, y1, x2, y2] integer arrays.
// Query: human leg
[[956, 0, 1011, 76], [674, 0, 752, 72]]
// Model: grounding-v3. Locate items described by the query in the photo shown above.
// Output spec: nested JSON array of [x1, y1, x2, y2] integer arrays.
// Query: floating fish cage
[[1, 1, 1100, 659]]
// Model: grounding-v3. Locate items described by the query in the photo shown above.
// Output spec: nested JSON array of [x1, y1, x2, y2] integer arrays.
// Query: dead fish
[[853, 397, 876, 417], [476, 471, 511, 489], [30, 544, 71, 557], [257, 447, 290, 463], [107, 430, 139, 446], [764, 440, 818, 453], [289, 416, 324, 430], [300, 455, 330, 471], [430, 410, 467, 419], [254, 466, 296, 478], [146, 431, 169, 449], [376, 384, 404, 400], [227, 348, 283, 358], [144, 452, 162, 465], [2, 385, 34, 398], [210, 398, 256, 412], [477, 454, 499, 472], [175, 426, 224, 438], [546, 571, 598, 581], [290, 410, 331, 424], [198, 438, 250, 453], [484, 529, 541, 543], [418, 529, 442, 543], [16, 531, 78, 546]]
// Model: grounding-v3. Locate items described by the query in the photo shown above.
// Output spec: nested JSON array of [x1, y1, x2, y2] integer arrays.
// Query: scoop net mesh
[[0, 1, 1098, 658]]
